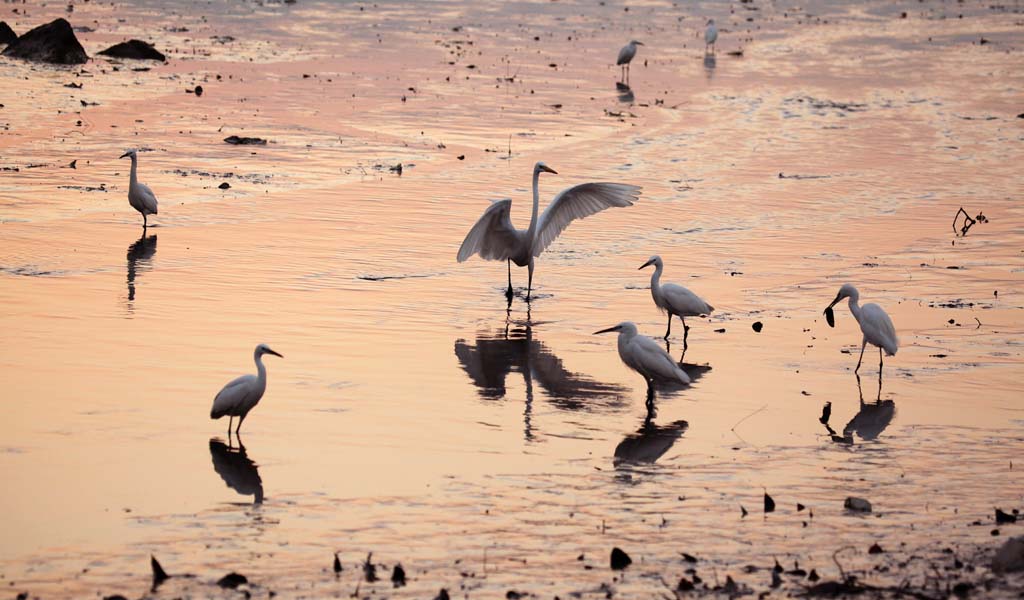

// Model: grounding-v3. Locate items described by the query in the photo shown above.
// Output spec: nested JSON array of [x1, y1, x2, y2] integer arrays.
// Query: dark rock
[[681, 552, 697, 563], [151, 555, 170, 588], [363, 552, 377, 582], [434, 589, 451, 600], [677, 577, 695, 591], [216, 573, 248, 589], [457, 155, 465, 160], [2, 18, 87, 64], [992, 536, 1024, 573], [953, 582, 973, 597], [333, 552, 342, 573], [808, 568, 820, 581], [0, 21, 17, 45], [824, 305, 835, 327], [194, 85, 203, 97], [218, 182, 230, 189], [391, 563, 406, 588], [805, 580, 863, 596], [610, 547, 631, 570], [996, 508, 1017, 524], [844, 496, 872, 512], [741, 505, 748, 517], [98, 40, 165, 61], [104, 596, 129, 600], [764, 492, 775, 513], [224, 135, 267, 145], [752, 321, 763, 332], [506, 591, 525, 600], [798, 502, 807, 511], [869, 543, 884, 554]]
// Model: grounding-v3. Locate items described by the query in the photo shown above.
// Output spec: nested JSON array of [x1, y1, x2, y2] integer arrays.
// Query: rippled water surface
[[1, 0, 1023, 597]]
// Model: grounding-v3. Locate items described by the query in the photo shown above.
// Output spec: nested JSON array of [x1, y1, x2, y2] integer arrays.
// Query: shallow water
[[1, 0, 1023, 597]]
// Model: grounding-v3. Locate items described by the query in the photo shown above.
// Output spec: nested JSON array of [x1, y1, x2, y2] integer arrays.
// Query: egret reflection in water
[[614, 416, 689, 465], [821, 374, 896, 444], [126, 232, 157, 304], [209, 437, 264, 504], [703, 54, 716, 81], [617, 84, 635, 104], [454, 323, 626, 439]]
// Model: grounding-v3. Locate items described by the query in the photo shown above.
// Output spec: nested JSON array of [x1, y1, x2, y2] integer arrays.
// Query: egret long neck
[[254, 351, 267, 384], [526, 167, 541, 239], [847, 293, 862, 324], [650, 263, 663, 293], [128, 155, 138, 185]]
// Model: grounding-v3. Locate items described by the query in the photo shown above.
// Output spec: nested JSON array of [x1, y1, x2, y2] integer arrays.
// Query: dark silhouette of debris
[[391, 563, 406, 587], [677, 577, 695, 591], [995, 509, 1016, 524], [217, 573, 248, 589], [434, 589, 451, 600], [681, 552, 697, 563], [218, 182, 230, 189], [0, 22, 17, 45], [224, 135, 267, 145], [389, 163, 403, 175], [798, 503, 807, 511], [363, 552, 378, 582], [457, 155, 465, 160], [764, 492, 776, 513], [727, 49, 744, 56], [151, 555, 169, 589], [844, 497, 872, 512], [808, 568, 820, 581], [68, 159, 77, 169], [741, 505, 748, 517], [333, 552, 342, 573], [99, 40, 165, 61], [869, 543, 884, 554], [610, 547, 632, 570], [992, 536, 1024, 573], [2, 18, 87, 64], [103, 595, 129, 600], [752, 321, 763, 332], [824, 305, 835, 327], [193, 85, 204, 96]]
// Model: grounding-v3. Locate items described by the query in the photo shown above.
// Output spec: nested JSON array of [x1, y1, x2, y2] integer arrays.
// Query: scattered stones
[[98, 40, 165, 61], [2, 18, 87, 64], [752, 321, 763, 333], [995, 509, 1017, 524], [151, 555, 169, 588], [0, 21, 17, 45], [764, 492, 776, 513], [218, 182, 231, 189], [992, 536, 1024, 573], [677, 577, 695, 591], [610, 547, 632, 570], [434, 589, 451, 600], [216, 573, 248, 589], [224, 135, 267, 145], [844, 496, 872, 512], [333, 552, 342, 573], [869, 543, 885, 554], [193, 85, 203, 97]]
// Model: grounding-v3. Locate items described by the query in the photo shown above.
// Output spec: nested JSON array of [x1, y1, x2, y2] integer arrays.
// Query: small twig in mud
[[731, 404, 767, 432], [508, 134, 512, 157], [952, 207, 987, 236], [974, 317, 982, 329], [832, 545, 856, 581]]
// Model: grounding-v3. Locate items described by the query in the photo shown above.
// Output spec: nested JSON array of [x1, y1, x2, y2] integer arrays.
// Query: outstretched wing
[[532, 183, 640, 257], [457, 199, 521, 262], [137, 182, 159, 214]]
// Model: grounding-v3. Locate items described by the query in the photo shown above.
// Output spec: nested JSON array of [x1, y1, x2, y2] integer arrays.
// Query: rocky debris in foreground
[[224, 135, 267, 145], [2, 18, 87, 64], [0, 21, 17, 45], [98, 39, 166, 61]]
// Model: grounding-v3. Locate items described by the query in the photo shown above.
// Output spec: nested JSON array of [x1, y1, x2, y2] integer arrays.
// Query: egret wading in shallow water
[[457, 162, 641, 302], [594, 322, 690, 403], [704, 19, 718, 54], [119, 149, 159, 228], [824, 284, 898, 375], [616, 40, 643, 84], [210, 344, 283, 435], [640, 255, 714, 347]]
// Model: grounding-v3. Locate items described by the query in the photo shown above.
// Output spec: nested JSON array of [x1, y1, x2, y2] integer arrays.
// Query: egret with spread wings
[[457, 161, 641, 302]]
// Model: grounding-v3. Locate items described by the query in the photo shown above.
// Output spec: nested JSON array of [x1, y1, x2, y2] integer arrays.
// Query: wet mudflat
[[1, 0, 1023, 597]]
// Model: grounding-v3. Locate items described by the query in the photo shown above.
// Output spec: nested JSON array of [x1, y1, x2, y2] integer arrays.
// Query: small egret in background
[[639, 255, 714, 347], [824, 284, 898, 375], [594, 322, 690, 400], [704, 19, 718, 54], [119, 149, 159, 228], [458, 162, 641, 302], [616, 40, 644, 84], [210, 344, 283, 434]]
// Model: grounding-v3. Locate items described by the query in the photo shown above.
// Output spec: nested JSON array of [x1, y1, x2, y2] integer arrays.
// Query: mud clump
[[2, 18, 87, 64], [844, 496, 872, 512], [610, 547, 632, 570], [216, 573, 248, 588], [224, 135, 267, 145], [98, 40, 165, 61]]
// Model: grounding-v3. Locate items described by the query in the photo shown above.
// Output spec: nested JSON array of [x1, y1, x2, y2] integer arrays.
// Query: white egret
[[594, 322, 691, 399], [616, 40, 644, 84], [639, 255, 714, 347], [457, 162, 641, 302], [824, 284, 898, 374], [704, 19, 718, 54], [210, 344, 283, 434], [119, 149, 159, 228]]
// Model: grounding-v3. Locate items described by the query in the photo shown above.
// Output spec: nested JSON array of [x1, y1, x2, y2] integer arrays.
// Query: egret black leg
[[235, 414, 245, 435], [227, 416, 233, 436], [664, 314, 672, 340], [143, 214, 147, 228], [526, 257, 535, 302], [879, 347, 884, 372], [506, 259, 513, 300], [682, 316, 690, 350], [855, 339, 867, 374]]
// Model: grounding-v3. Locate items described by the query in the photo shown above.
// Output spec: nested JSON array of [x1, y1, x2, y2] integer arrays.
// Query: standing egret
[[210, 344, 283, 435], [457, 162, 641, 302], [704, 19, 718, 54], [616, 40, 644, 85], [119, 149, 159, 228], [824, 284, 898, 375], [639, 255, 714, 347], [594, 322, 691, 403]]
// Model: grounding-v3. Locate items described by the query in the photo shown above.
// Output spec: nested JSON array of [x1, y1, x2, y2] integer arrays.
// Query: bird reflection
[[455, 322, 626, 440], [209, 436, 264, 505], [821, 374, 895, 444], [126, 231, 157, 305], [703, 54, 716, 81], [614, 415, 688, 465], [617, 84, 635, 104]]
